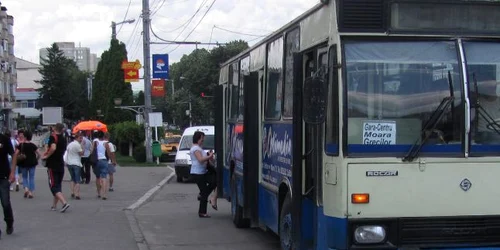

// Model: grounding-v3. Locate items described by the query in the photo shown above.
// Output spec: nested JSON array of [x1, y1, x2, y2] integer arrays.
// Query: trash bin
[[152, 141, 162, 157]]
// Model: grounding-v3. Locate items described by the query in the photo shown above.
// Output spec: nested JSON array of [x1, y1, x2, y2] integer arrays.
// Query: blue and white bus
[[214, 0, 500, 249]]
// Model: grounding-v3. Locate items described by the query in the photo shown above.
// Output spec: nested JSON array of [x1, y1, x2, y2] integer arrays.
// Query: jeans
[[0, 178, 13, 227], [20, 167, 36, 191], [67, 165, 81, 183]]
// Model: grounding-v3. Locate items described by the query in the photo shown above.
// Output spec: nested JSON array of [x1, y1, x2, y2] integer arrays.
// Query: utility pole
[[111, 21, 116, 40], [142, 0, 153, 163]]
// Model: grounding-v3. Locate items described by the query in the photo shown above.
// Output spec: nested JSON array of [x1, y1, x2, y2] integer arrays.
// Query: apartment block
[[39, 42, 99, 72], [0, 3, 17, 130]]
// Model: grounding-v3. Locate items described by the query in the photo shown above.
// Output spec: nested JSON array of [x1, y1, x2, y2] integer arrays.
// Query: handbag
[[17, 143, 26, 162], [89, 141, 98, 165]]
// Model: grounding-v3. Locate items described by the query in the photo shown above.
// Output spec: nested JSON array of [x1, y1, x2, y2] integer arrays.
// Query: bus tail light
[[351, 193, 369, 204]]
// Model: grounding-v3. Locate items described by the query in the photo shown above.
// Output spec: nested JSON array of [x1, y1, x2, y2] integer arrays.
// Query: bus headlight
[[354, 225, 386, 244]]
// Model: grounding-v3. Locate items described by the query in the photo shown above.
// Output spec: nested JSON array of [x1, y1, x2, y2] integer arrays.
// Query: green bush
[[133, 144, 146, 163]]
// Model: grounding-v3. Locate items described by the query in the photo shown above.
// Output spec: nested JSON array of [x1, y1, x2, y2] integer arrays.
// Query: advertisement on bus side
[[262, 123, 293, 188]]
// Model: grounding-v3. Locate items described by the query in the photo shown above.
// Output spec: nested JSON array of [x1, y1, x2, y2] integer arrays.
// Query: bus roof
[[219, 2, 325, 68]]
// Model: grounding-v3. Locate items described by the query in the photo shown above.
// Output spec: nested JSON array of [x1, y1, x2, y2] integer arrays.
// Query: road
[[0, 165, 171, 250], [135, 172, 280, 250]]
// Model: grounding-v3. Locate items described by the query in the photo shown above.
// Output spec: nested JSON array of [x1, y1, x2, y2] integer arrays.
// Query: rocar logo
[[366, 170, 398, 177]]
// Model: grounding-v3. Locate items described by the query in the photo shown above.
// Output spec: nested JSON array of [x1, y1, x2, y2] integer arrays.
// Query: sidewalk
[[0, 165, 172, 250], [135, 180, 279, 250]]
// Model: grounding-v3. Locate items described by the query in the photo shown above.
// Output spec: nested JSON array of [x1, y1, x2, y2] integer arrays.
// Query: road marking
[[125, 166, 175, 211], [125, 166, 176, 250]]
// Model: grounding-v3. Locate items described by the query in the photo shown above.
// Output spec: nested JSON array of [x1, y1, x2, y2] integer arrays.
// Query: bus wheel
[[231, 180, 250, 228], [279, 193, 292, 250]]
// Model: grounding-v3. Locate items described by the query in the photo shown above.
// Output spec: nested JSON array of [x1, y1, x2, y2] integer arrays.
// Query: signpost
[[42, 107, 63, 125], [121, 60, 142, 82], [149, 112, 163, 164], [152, 54, 169, 79], [151, 79, 165, 97]]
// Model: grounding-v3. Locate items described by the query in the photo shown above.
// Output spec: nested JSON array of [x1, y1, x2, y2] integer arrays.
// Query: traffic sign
[[124, 69, 139, 82], [152, 54, 169, 79], [121, 59, 142, 70]]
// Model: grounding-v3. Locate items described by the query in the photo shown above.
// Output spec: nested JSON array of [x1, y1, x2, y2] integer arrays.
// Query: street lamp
[[111, 19, 135, 40]]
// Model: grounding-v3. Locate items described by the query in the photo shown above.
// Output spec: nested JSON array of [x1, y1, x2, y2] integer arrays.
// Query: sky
[[7, 0, 318, 91]]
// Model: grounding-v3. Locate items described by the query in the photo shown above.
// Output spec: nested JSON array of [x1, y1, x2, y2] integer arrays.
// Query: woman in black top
[[13, 131, 41, 198]]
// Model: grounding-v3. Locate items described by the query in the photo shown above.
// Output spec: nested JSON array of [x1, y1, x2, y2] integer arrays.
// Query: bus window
[[326, 45, 339, 155], [344, 40, 462, 155], [464, 41, 500, 151], [283, 28, 300, 118], [229, 62, 239, 119], [265, 37, 284, 119], [239, 57, 250, 120]]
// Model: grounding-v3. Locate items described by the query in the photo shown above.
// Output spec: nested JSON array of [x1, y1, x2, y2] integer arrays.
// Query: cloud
[[7, 0, 318, 91]]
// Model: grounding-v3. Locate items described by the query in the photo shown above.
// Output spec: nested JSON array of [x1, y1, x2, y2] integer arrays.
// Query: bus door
[[215, 83, 225, 197], [292, 45, 329, 249], [243, 71, 260, 224]]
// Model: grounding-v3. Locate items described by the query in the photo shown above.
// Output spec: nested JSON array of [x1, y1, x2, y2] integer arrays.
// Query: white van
[[174, 125, 215, 182]]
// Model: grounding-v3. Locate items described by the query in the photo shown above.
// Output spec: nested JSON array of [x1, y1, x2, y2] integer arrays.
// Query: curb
[[125, 167, 176, 250]]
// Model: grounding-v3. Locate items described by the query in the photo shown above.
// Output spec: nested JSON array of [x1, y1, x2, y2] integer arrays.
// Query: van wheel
[[279, 193, 292, 250], [231, 177, 250, 228]]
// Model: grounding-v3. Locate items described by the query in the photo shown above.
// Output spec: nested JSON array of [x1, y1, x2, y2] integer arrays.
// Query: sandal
[[198, 213, 211, 218], [209, 200, 218, 211]]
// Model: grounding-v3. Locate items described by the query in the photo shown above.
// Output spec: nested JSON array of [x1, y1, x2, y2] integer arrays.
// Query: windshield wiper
[[403, 71, 455, 162], [472, 73, 500, 135]]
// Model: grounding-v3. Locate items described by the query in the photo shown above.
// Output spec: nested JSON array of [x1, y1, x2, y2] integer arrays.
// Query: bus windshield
[[344, 40, 463, 155], [464, 41, 500, 152]]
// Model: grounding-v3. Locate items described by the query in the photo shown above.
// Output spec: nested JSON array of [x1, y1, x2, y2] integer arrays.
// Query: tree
[[90, 39, 134, 123], [167, 40, 249, 127], [37, 43, 90, 121]]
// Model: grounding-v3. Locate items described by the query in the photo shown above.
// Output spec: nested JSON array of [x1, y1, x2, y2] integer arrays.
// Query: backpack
[[41, 133, 58, 168]]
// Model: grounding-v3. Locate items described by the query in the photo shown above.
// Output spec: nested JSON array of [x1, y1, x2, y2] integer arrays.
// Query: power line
[[158, 0, 209, 51], [213, 25, 268, 37], [168, 0, 217, 53], [117, 0, 133, 36]]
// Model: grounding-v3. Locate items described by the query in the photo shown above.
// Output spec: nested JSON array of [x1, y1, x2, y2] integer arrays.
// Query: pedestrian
[[0, 130, 15, 238], [189, 131, 215, 218], [65, 133, 83, 200], [103, 132, 117, 192], [12, 130, 41, 199], [93, 131, 114, 200], [6, 130, 20, 192], [41, 123, 70, 212], [80, 132, 91, 184]]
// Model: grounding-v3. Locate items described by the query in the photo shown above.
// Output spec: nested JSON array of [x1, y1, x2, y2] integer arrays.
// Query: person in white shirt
[[103, 132, 117, 191], [65, 133, 84, 199]]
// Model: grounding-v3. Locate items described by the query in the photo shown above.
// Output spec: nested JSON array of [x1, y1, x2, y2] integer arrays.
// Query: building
[[0, 4, 17, 130], [39, 42, 98, 72], [13, 57, 41, 119]]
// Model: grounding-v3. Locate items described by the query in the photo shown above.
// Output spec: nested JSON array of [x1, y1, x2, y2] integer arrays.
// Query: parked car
[[174, 126, 214, 182], [160, 133, 181, 162]]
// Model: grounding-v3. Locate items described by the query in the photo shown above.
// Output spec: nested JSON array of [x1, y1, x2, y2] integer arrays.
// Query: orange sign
[[121, 60, 142, 70], [124, 69, 139, 82], [152, 79, 165, 97]]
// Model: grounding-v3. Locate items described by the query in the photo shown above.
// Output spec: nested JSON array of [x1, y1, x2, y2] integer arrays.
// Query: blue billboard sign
[[152, 54, 169, 79]]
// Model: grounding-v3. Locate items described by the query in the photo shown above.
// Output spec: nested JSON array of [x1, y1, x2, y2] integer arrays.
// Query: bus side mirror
[[303, 76, 328, 124]]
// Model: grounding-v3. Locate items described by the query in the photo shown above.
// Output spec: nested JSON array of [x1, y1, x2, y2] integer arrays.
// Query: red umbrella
[[72, 120, 108, 134]]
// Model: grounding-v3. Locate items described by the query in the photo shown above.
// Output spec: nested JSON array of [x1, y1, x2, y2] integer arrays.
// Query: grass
[[115, 154, 169, 167]]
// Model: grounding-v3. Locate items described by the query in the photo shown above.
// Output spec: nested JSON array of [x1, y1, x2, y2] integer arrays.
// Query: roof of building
[[16, 57, 41, 69], [16, 88, 37, 92]]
